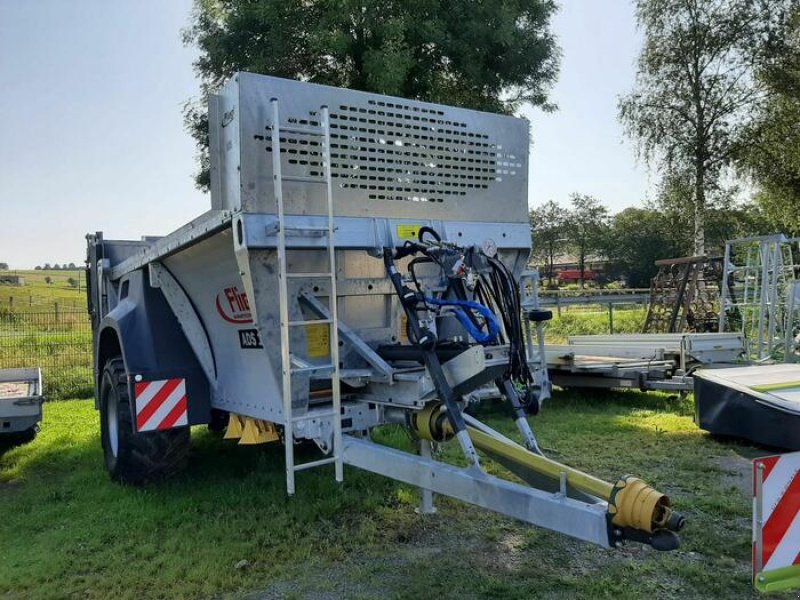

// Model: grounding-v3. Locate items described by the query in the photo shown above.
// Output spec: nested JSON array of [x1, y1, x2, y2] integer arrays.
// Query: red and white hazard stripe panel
[[753, 451, 800, 577], [134, 378, 188, 432]]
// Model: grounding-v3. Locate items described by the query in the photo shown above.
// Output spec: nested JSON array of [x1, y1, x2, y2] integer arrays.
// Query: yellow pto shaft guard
[[465, 426, 681, 535], [608, 476, 673, 533]]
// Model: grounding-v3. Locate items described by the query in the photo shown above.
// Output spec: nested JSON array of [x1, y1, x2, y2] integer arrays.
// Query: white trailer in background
[[0, 367, 43, 444], [85, 73, 684, 551]]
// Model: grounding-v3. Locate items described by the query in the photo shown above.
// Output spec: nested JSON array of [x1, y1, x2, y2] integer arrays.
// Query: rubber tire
[[207, 408, 229, 433], [99, 357, 189, 484]]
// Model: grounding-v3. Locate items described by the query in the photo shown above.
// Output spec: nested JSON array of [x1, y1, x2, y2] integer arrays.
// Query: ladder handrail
[[271, 99, 343, 495], [321, 105, 344, 484]]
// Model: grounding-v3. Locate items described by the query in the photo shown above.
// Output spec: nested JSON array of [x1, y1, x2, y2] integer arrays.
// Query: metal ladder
[[270, 98, 343, 495]]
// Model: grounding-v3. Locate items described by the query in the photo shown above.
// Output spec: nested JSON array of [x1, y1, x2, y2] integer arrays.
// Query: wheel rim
[[107, 390, 119, 458]]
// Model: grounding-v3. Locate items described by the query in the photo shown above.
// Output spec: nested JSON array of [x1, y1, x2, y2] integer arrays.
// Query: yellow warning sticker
[[396, 224, 422, 240], [305, 323, 330, 358], [399, 313, 409, 344]]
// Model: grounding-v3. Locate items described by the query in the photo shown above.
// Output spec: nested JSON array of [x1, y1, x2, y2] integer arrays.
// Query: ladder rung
[[292, 410, 338, 422], [293, 456, 337, 472], [288, 318, 332, 326], [280, 125, 324, 136], [291, 364, 335, 375], [282, 175, 327, 184], [286, 272, 333, 278]]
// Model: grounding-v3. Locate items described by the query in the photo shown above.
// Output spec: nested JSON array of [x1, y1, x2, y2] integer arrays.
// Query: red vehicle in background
[[556, 268, 596, 284]]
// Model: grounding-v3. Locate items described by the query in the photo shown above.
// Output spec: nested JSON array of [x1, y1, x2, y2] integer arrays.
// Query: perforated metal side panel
[[212, 73, 530, 224]]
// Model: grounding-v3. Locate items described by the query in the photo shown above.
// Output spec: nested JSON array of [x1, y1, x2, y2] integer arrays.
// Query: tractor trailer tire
[[99, 358, 189, 484]]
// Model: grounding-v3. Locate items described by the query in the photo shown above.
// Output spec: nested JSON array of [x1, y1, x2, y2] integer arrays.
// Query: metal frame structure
[[643, 255, 723, 334], [86, 73, 684, 552], [719, 235, 800, 361]]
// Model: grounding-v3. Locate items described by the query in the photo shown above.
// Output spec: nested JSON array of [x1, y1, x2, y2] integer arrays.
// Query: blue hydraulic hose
[[424, 297, 500, 344]]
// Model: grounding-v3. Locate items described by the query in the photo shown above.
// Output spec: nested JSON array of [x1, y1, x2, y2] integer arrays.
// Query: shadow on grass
[[0, 397, 780, 600]]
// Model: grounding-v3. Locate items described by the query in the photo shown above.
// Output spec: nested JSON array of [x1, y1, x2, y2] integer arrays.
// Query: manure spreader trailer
[[86, 73, 684, 550]]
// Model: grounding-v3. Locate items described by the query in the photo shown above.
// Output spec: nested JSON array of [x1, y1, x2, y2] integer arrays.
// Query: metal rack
[[719, 235, 800, 361]]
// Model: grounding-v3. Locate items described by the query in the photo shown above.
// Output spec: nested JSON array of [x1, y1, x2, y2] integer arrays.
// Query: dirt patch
[[717, 453, 753, 497]]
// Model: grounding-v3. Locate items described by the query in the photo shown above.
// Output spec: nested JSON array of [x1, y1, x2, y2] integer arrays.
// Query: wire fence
[[0, 305, 92, 400], [0, 278, 651, 398]]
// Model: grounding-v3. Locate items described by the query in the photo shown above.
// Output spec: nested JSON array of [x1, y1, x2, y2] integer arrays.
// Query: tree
[[604, 207, 684, 287], [565, 193, 610, 288], [653, 171, 772, 255], [43, 263, 51, 270], [44, 276, 52, 285], [740, 6, 800, 236], [34, 266, 41, 271], [67, 277, 78, 289], [619, 0, 780, 255], [529, 200, 568, 283], [184, 0, 560, 189], [68, 262, 77, 270], [0, 262, 8, 271]]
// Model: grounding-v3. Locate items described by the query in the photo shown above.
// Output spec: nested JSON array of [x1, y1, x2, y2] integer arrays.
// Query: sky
[[0, 0, 649, 269]]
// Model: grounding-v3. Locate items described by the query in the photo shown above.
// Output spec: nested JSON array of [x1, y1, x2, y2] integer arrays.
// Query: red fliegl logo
[[216, 286, 253, 324]]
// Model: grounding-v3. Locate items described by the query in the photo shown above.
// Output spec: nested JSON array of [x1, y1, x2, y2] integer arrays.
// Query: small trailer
[[0, 367, 43, 444], [545, 332, 746, 393], [86, 73, 684, 551]]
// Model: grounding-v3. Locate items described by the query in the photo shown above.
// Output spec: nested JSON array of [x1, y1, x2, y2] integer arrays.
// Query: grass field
[[1, 391, 788, 599], [0, 269, 87, 312], [0, 269, 92, 399], [545, 305, 646, 341]]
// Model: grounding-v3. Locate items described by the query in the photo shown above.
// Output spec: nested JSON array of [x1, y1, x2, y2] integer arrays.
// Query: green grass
[[1, 393, 787, 599], [546, 306, 647, 342], [0, 269, 86, 312], [0, 310, 91, 399], [0, 270, 91, 398]]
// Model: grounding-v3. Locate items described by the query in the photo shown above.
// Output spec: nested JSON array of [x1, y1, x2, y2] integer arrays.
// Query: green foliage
[[184, 0, 560, 189], [619, 0, 784, 255], [565, 193, 609, 287], [545, 307, 647, 340], [740, 6, 800, 236], [529, 200, 568, 280], [603, 195, 771, 287], [603, 207, 684, 287]]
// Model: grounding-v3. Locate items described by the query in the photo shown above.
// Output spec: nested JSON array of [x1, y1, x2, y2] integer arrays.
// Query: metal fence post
[[608, 303, 615, 334]]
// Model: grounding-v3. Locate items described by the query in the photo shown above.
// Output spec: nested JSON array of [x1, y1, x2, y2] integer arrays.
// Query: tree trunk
[[694, 161, 706, 256]]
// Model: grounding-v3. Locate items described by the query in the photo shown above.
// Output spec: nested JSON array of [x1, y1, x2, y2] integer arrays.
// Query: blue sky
[[0, 0, 649, 268]]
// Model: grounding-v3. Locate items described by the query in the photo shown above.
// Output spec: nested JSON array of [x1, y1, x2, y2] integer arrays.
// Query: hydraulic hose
[[423, 296, 500, 344]]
